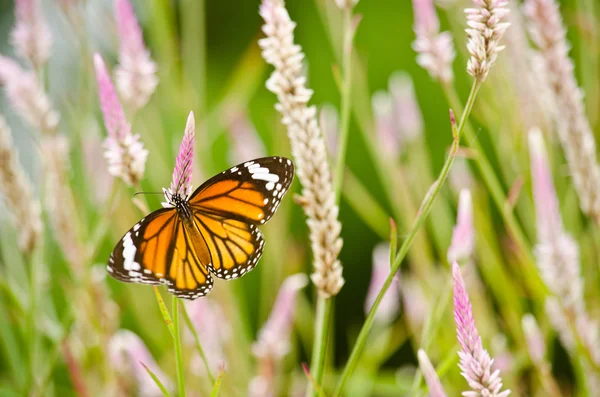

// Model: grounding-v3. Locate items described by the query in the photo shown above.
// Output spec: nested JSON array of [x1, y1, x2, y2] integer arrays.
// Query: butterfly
[[108, 156, 294, 300]]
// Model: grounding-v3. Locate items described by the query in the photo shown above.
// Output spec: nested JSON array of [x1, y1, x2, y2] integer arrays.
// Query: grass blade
[[141, 362, 172, 397]]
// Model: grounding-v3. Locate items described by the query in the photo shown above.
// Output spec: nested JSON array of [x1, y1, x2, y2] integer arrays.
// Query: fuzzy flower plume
[[0, 115, 41, 254], [114, 0, 158, 111], [41, 136, 86, 271], [528, 128, 600, 366], [412, 0, 455, 83], [417, 349, 448, 397], [453, 262, 511, 397], [250, 274, 308, 397], [0, 54, 59, 134], [94, 54, 148, 186], [11, 0, 52, 69], [109, 329, 172, 397], [521, 314, 546, 365], [465, 0, 510, 81], [364, 243, 400, 325], [164, 112, 195, 207], [448, 189, 474, 264], [259, 0, 344, 297], [525, 0, 600, 224]]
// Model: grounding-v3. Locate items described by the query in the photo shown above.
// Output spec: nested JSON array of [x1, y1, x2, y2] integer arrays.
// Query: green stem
[[306, 297, 333, 397], [181, 303, 215, 384], [333, 7, 354, 205], [332, 81, 482, 397], [173, 298, 186, 397], [441, 83, 545, 299], [307, 6, 354, 396]]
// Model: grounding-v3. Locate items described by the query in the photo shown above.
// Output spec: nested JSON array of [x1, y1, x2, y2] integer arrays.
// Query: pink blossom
[[389, 73, 423, 142], [114, 0, 158, 111], [465, 0, 511, 81], [94, 53, 148, 186], [164, 112, 195, 207], [448, 189, 474, 264], [522, 314, 546, 365], [108, 330, 172, 397], [412, 0, 455, 83], [252, 274, 308, 360], [0, 54, 58, 134], [372, 91, 400, 159], [412, 0, 439, 35], [453, 262, 511, 397], [227, 111, 266, 164], [11, 0, 52, 69], [364, 243, 400, 325], [185, 299, 231, 376], [250, 274, 308, 397], [417, 349, 448, 397]]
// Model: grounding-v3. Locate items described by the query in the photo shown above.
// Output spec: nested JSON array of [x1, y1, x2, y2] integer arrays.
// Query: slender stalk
[[173, 298, 186, 397], [333, 7, 354, 204], [181, 304, 215, 384], [332, 81, 482, 397], [306, 297, 332, 397], [308, 6, 354, 396], [441, 83, 546, 299]]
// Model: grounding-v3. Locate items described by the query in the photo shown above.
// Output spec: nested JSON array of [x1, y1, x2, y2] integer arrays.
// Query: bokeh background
[[0, 0, 599, 396]]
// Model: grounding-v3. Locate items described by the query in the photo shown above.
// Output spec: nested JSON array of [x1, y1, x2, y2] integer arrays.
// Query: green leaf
[[181, 303, 215, 383], [209, 369, 225, 397], [141, 362, 172, 397], [153, 287, 175, 339], [388, 219, 397, 269]]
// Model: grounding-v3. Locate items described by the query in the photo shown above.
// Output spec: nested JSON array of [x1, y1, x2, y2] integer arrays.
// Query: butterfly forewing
[[188, 156, 294, 279], [188, 156, 294, 225], [108, 208, 214, 299]]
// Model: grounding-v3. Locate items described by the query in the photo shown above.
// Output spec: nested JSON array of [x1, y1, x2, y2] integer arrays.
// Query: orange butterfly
[[108, 157, 294, 299]]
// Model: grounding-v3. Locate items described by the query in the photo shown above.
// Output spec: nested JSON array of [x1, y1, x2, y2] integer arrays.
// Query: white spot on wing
[[265, 182, 275, 191], [230, 166, 238, 172]]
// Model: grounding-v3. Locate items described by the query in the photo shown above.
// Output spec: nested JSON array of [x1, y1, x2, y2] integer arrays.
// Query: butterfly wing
[[188, 156, 294, 279], [108, 208, 214, 299]]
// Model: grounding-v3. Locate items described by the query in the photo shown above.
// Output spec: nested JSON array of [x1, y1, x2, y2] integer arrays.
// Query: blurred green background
[[0, 0, 599, 395]]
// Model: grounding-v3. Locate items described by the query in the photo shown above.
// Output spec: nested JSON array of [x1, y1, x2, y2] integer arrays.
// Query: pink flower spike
[[0, 54, 59, 134], [453, 262, 511, 397], [417, 349, 448, 397], [11, 0, 52, 69], [389, 73, 423, 142], [109, 330, 172, 397], [185, 299, 231, 375], [114, 0, 158, 111], [94, 54, 129, 141], [522, 314, 546, 365], [94, 53, 148, 186], [411, 0, 455, 83], [372, 91, 400, 159], [227, 111, 266, 164], [364, 243, 400, 325], [528, 128, 562, 243], [252, 274, 308, 361], [165, 112, 195, 206], [412, 0, 439, 36], [448, 189, 474, 264]]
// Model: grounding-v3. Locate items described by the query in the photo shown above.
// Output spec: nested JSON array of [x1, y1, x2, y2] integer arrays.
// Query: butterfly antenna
[[134, 191, 164, 197]]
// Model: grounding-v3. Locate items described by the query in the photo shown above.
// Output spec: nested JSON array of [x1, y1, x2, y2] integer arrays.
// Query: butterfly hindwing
[[194, 212, 265, 279], [188, 156, 294, 279], [108, 208, 214, 299]]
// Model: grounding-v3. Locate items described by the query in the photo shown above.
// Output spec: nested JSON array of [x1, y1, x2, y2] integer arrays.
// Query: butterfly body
[[108, 157, 294, 300]]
